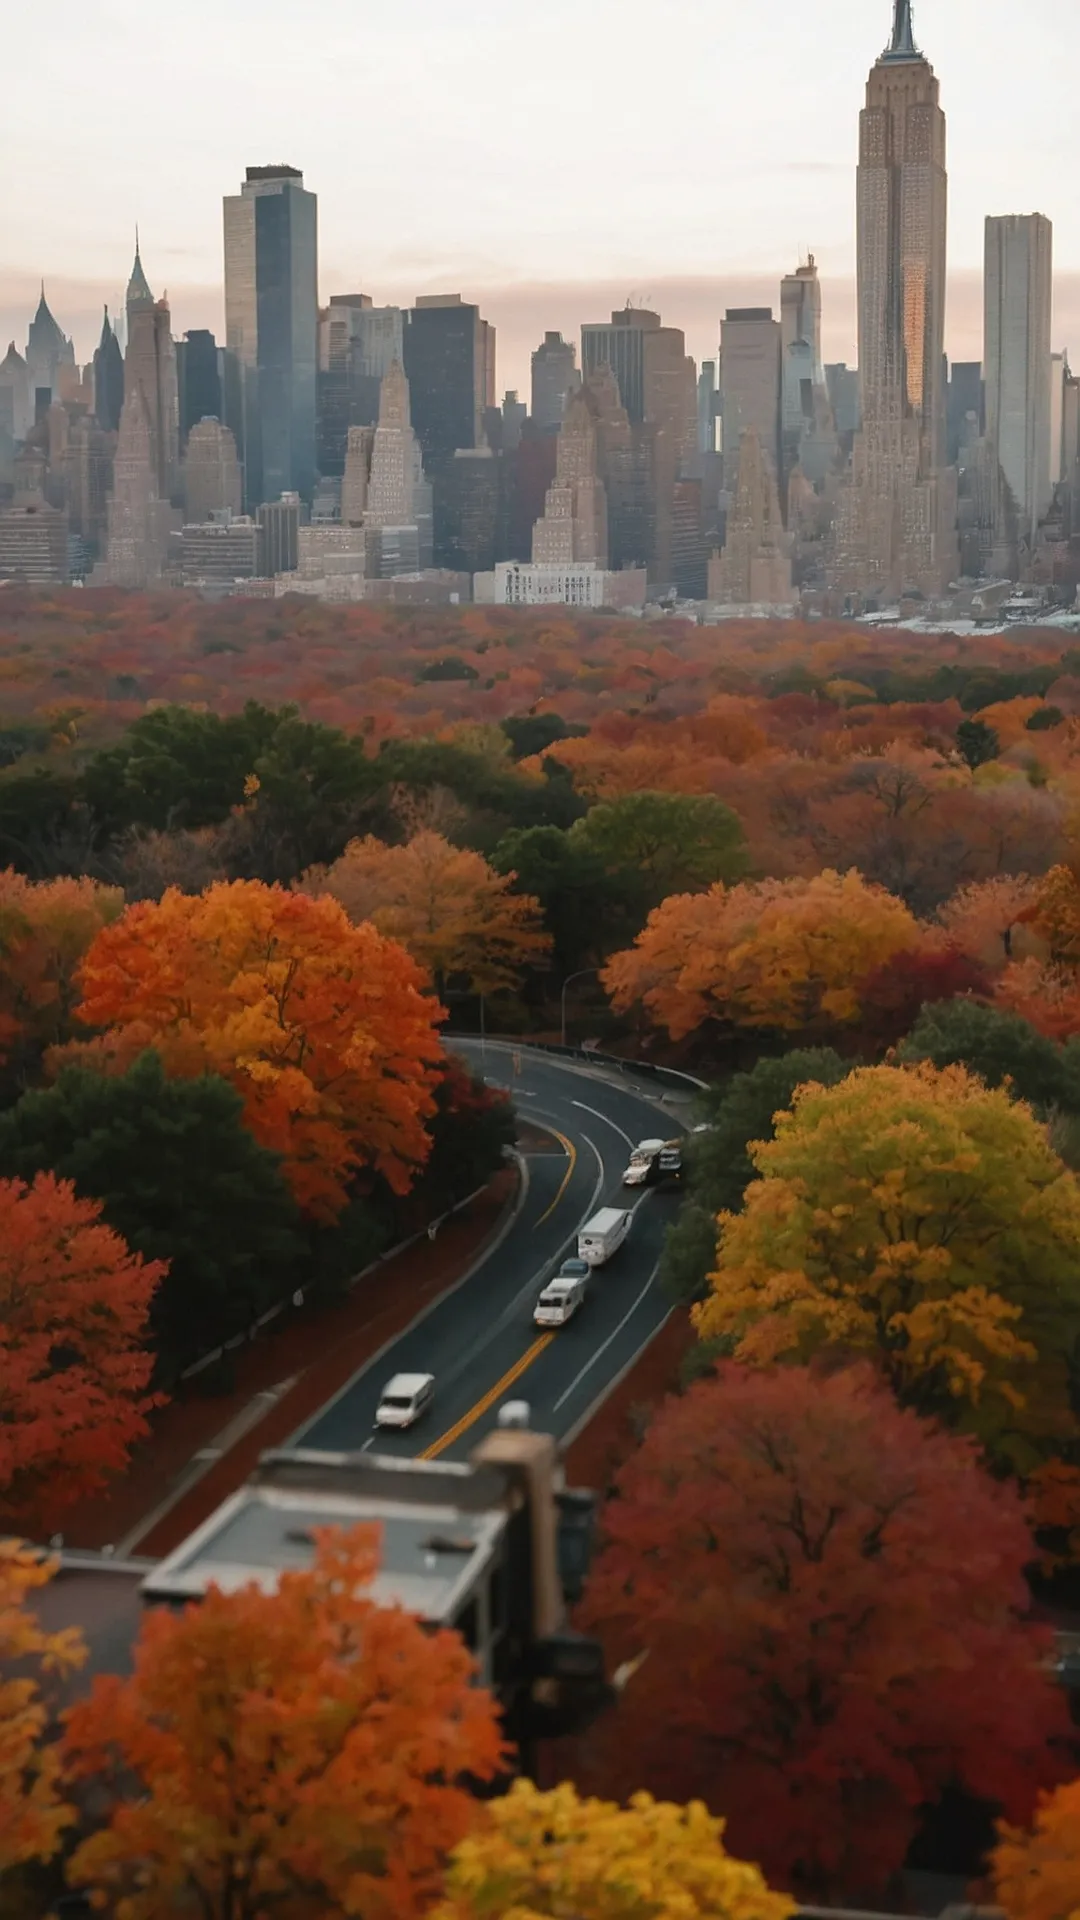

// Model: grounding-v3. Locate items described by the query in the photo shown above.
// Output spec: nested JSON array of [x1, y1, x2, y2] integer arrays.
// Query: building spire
[[884, 0, 920, 58]]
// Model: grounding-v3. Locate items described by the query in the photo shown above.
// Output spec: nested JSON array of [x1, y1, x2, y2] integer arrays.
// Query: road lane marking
[[417, 1334, 555, 1460], [552, 1261, 662, 1412], [571, 1099, 635, 1149], [535, 1128, 577, 1224]]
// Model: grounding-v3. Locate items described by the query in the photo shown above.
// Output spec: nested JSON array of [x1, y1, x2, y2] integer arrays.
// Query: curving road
[[289, 1042, 688, 1463]]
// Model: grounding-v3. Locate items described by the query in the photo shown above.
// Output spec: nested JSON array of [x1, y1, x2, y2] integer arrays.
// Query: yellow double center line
[[418, 1126, 575, 1461]]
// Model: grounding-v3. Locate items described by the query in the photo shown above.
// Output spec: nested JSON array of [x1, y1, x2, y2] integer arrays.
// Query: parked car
[[374, 1372, 435, 1429], [577, 1207, 632, 1267], [534, 1273, 588, 1327]]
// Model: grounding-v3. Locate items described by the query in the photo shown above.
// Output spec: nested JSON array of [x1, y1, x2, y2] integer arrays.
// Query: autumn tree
[[61, 1525, 504, 1920], [991, 1777, 1080, 1920], [302, 829, 550, 994], [570, 791, 747, 908], [0, 1543, 84, 1876], [694, 1062, 1080, 1465], [433, 1778, 793, 1920], [661, 1049, 849, 1306], [938, 874, 1041, 974], [604, 869, 919, 1043], [578, 1365, 1066, 1897], [66, 881, 444, 1220], [0, 1172, 161, 1532], [855, 941, 989, 1049], [0, 1052, 303, 1379], [0, 869, 123, 1095]]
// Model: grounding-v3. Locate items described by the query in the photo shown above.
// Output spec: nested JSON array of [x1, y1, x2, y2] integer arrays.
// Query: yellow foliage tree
[[992, 1778, 1080, 1920], [0, 1541, 85, 1873], [603, 869, 919, 1040], [432, 1778, 794, 1920], [302, 829, 550, 994], [694, 1061, 1080, 1463]]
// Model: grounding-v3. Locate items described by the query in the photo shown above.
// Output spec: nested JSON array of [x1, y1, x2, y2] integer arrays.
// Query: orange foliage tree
[[67, 880, 445, 1219], [61, 1525, 505, 1920], [991, 1777, 1080, 1920], [0, 869, 123, 1089], [0, 1542, 85, 1874], [994, 866, 1080, 1040], [578, 1364, 1067, 1898], [0, 1172, 161, 1532], [603, 868, 919, 1041], [302, 829, 550, 994], [938, 874, 1042, 973]]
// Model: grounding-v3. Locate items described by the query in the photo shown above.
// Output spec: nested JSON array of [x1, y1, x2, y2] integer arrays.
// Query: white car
[[374, 1372, 435, 1429], [534, 1273, 587, 1328]]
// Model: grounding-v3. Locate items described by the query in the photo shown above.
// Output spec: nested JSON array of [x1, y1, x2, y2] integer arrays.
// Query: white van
[[534, 1273, 587, 1327], [622, 1139, 666, 1188], [577, 1207, 632, 1267], [374, 1372, 435, 1429]]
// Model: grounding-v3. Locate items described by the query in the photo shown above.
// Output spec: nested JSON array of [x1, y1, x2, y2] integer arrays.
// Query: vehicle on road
[[558, 1256, 590, 1279], [657, 1140, 683, 1181], [578, 1206, 632, 1267], [534, 1272, 588, 1327], [374, 1372, 435, 1429], [622, 1138, 666, 1187]]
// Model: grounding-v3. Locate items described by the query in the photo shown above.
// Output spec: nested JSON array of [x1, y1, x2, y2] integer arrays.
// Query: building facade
[[184, 418, 243, 523], [531, 386, 608, 566], [984, 213, 1053, 546], [720, 308, 782, 490], [223, 166, 318, 508], [531, 331, 579, 433], [708, 427, 795, 608], [476, 559, 646, 610], [402, 296, 490, 473]]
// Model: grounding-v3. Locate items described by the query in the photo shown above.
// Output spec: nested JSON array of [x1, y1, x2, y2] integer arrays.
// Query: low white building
[[474, 560, 646, 611]]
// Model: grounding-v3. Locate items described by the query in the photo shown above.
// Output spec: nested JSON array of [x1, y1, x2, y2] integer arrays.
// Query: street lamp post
[[560, 968, 599, 1048]]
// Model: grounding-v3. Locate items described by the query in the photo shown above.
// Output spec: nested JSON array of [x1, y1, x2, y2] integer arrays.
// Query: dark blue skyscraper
[[223, 165, 318, 508]]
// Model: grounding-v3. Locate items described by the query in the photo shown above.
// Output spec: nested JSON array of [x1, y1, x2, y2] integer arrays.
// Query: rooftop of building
[[246, 163, 303, 181]]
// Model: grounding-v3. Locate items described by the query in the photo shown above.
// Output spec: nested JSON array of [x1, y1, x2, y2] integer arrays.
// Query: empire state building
[[830, 0, 957, 599]]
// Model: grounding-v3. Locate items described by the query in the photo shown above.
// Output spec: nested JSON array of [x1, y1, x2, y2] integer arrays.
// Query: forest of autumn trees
[[5, 595, 1080, 1914]]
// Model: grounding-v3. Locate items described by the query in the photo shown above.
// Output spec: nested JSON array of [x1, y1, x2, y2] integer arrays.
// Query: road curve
[[288, 1041, 687, 1463]]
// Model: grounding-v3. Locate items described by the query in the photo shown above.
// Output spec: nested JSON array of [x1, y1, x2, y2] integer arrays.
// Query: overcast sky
[[2, 0, 1077, 393]]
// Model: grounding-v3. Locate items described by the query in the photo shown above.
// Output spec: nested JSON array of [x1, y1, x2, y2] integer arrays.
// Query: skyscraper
[[122, 243, 180, 505], [93, 310, 124, 433], [25, 289, 74, 410], [720, 309, 781, 491], [581, 309, 659, 424], [177, 329, 223, 444], [531, 332, 579, 433], [223, 166, 318, 508], [0, 342, 33, 445], [707, 428, 795, 608], [830, 0, 955, 597], [362, 360, 432, 576], [984, 214, 1053, 545], [402, 296, 489, 472], [183, 418, 243, 523], [532, 386, 608, 566]]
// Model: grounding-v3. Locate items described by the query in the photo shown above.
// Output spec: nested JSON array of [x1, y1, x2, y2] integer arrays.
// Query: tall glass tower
[[223, 166, 318, 508]]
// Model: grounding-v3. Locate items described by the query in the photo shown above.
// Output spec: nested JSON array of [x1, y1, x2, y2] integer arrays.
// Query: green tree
[[570, 791, 747, 906], [79, 704, 277, 836], [490, 825, 636, 972], [900, 997, 1076, 1114], [955, 717, 1001, 769], [695, 1061, 1080, 1467], [661, 1049, 849, 1304], [500, 713, 585, 761], [0, 1052, 304, 1378]]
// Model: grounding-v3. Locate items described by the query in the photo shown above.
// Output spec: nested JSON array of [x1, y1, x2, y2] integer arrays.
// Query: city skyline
[[3, 0, 1078, 396]]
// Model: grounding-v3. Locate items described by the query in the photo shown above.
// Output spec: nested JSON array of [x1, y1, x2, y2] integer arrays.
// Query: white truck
[[577, 1206, 632, 1268], [534, 1272, 587, 1327]]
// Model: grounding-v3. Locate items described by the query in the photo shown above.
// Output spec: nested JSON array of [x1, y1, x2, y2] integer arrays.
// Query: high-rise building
[[946, 361, 984, 464], [720, 309, 782, 491], [644, 324, 699, 583], [581, 309, 660, 424], [181, 516, 259, 589], [257, 492, 302, 576], [984, 214, 1053, 546], [177, 330, 223, 446], [0, 342, 33, 445], [781, 259, 824, 382], [341, 425, 375, 527], [122, 244, 180, 505], [707, 428, 795, 608], [223, 165, 318, 508], [362, 359, 433, 573], [184, 418, 243, 523], [830, 0, 955, 597], [93, 310, 124, 434], [779, 257, 837, 485], [697, 361, 718, 456], [532, 386, 608, 567], [0, 500, 70, 584], [825, 364, 861, 437], [531, 332, 579, 433], [97, 383, 178, 587], [25, 288, 75, 409], [402, 296, 489, 473], [1049, 351, 1070, 495]]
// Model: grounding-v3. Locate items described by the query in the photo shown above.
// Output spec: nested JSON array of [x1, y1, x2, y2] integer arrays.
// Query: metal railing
[[447, 1032, 709, 1093]]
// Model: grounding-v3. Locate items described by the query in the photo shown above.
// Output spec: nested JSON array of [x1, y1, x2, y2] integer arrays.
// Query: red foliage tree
[[0, 1172, 162, 1532], [576, 1364, 1067, 1899], [856, 940, 991, 1048]]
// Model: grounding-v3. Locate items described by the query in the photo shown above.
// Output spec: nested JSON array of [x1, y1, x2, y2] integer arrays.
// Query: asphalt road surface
[[289, 1041, 687, 1463]]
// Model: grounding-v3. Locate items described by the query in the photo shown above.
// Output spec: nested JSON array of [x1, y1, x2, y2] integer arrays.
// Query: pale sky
[[2, 0, 1078, 394]]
